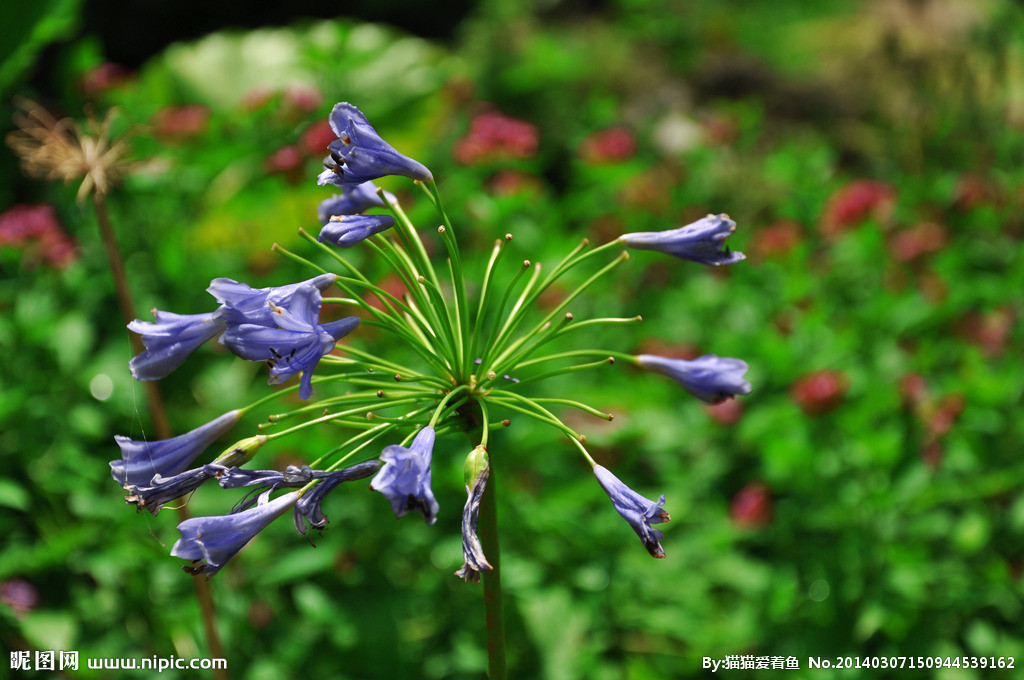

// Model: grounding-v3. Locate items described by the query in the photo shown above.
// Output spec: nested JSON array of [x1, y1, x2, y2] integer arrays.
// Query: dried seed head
[[6, 98, 133, 202]]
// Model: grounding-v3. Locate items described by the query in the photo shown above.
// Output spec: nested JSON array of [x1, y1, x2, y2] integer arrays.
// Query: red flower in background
[[578, 126, 636, 165], [749, 219, 803, 260], [487, 169, 543, 196], [704, 397, 744, 426], [955, 306, 1015, 359], [887, 221, 948, 263], [300, 119, 337, 157], [952, 173, 1001, 212], [0, 204, 77, 269], [283, 84, 322, 113], [927, 393, 965, 439], [153, 105, 210, 140], [790, 369, 848, 415], [454, 110, 538, 165], [80, 62, 131, 98], [730, 482, 773, 528], [820, 180, 895, 238], [0, 579, 38, 617], [265, 145, 304, 182], [897, 371, 929, 406]]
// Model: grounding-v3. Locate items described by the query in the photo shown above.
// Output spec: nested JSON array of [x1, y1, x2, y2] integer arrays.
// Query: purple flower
[[294, 460, 382, 535], [593, 465, 670, 558], [215, 464, 316, 491], [318, 214, 396, 248], [317, 181, 395, 225], [619, 214, 745, 266], [637, 354, 752, 404], [370, 426, 439, 524], [124, 467, 216, 516], [127, 275, 338, 380], [170, 491, 298, 577], [208, 273, 337, 327], [316, 102, 432, 187], [220, 284, 360, 399], [127, 310, 226, 380], [110, 409, 242, 487], [455, 449, 492, 583]]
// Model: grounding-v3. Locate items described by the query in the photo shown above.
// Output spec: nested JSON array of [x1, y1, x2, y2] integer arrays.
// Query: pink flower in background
[[578, 126, 636, 164], [487, 169, 542, 196], [820, 180, 895, 238], [0, 579, 38, 617], [153, 105, 210, 140], [887, 221, 948, 263], [952, 173, 1001, 212], [730, 482, 772, 529], [704, 397, 744, 426], [955, 306, 1014, 359], [927, 393, 965, 439], [283, 84, 322, 113], [749, 219, 803, 260], [300, 119, 337, 157], [0, 204, 77, 269], [790, 369, 848, 415], [265, 145, 304, 180], [454, 109, 538, 165], [80, 62, 131, 98]]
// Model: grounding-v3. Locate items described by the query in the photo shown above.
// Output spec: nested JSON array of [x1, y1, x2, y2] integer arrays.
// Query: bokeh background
[[2, 0, 1023, 678]]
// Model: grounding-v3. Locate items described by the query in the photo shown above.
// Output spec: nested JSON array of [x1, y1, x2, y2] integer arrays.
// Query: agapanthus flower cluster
[[112, 102, 751, 580]]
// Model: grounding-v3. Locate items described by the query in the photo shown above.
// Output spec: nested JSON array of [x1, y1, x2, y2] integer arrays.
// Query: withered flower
[[6, 97, 132, 202]]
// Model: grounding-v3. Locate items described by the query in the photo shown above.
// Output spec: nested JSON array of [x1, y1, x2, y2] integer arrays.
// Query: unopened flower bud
[[464, 445, 489, 489], [213, 435, 268, 468]]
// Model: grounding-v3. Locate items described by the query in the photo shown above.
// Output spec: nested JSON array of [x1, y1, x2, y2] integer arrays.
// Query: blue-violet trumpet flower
[[110, 409, 242, 487], [593, 464, 670, 558], [128, 310, 226, 380], [317, 181, 395, 225], [219, 284, 360, 399], [208, 273, 337, 328], [317, 102, 432, 187], [619, 213, 745, 266], [637, 353, 752, 404], [370, 426, 440, 525], [171, 491, 298, 577], [318, 214, 396, 248]]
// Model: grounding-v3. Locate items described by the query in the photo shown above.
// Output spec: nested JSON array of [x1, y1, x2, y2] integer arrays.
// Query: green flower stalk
[[111, 101, 753, 678]]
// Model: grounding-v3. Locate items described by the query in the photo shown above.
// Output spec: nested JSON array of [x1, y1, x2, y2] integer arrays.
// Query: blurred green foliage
[[2, 1, 1023, 678]]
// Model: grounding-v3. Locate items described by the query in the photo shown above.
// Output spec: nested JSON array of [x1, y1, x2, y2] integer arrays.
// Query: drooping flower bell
[[171, 491, 298, 577], [110, 409, 242, 487], [219, 284, 360, 399], [593, 464, 670, 558], [121, 435, 267, 515], [619, 214, 745, 266], [317, 102, 432, 187], [637, 354, 751, 404], [124, 467, 217, 516], [294, 460, 382, 535], [316, 181, 395, 225], [318, 214, 396, 248], [370, 426, 440, 525]]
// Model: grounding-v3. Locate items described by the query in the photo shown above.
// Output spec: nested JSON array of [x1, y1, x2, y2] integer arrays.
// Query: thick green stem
[[480, 456, 505, 680], [465, 401, 505, 679]]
